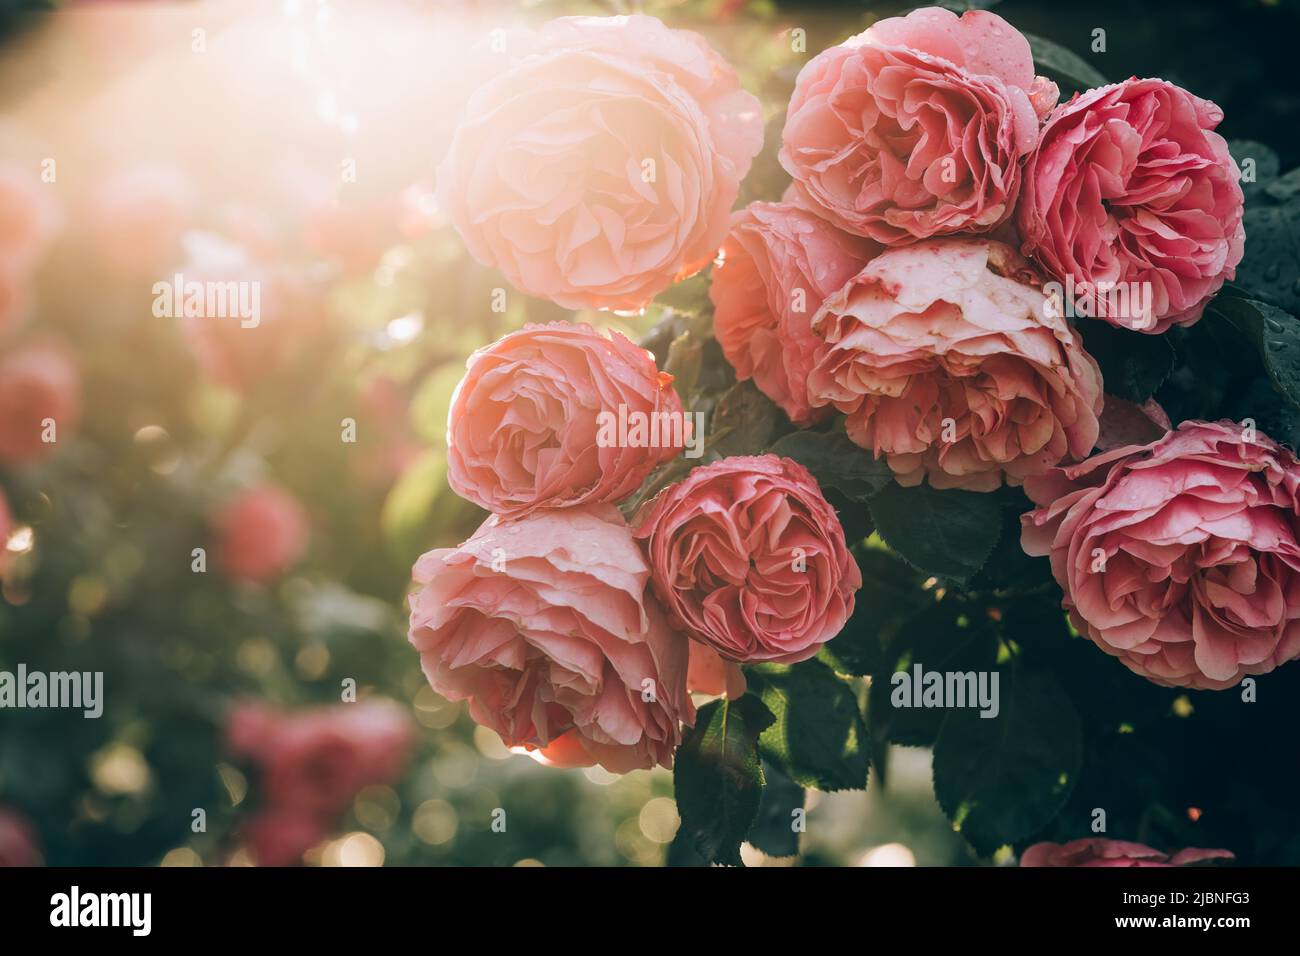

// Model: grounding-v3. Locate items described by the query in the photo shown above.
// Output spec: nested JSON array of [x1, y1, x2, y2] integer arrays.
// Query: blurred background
[[0, 0, 1296, 867]]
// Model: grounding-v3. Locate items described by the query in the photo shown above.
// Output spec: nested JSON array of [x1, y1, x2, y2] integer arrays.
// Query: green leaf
[[655, 271, 713, 317], [409, 363, 466, 445], [1023, 32, 1107, 95], [819, 548, 927, 677], [1076, 320, 1176, 402], [673, 694, 775, 867], [868, 598, 999, 747], [746, 763, 805, 858], [746, 659, 870, 792], [932, 666, 1082, 857], [709, 380, 786, 456], [1207, 296, 1300, 409], [1234, 201, 1300, 318], [769, 427, 895, 501], [867, 482, 1002, 584]]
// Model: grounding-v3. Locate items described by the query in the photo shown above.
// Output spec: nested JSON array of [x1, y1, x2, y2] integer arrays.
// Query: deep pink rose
[[0, 341, 81, 467], [808, 239, 1103, 491], [447, 322, 685, 516], [1021, 838, 1233, 868], [780, 7, 1057, 245], [710, 198, 879, 425], [1018, 78, 1245, 333], [1022, 420, 1300, 689], [214, 483, 309, 584], [436, 14, 763, 310], [227, 699, 413, 819], [633, 454, 860, 664], [0, 807, 40, 867], [408, 504, 693, 773], [85, 164, 197, 278]]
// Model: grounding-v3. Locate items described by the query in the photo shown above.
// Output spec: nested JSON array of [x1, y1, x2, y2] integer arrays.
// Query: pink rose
[[0, 266, 31, 341], [0, 807, 40, 867], [0, 341, 81, 467], [227, 699, 412, 819], [436, 14, 763, 310], [808, 239, 1103, 492], [1018, 78, 1245, 333], [447, 322, 685, 516], [1021, 838, 1233, 868], [1022, 420, 1300, 689], [214, 483, 309, 584], [0, 162, 60, 275], [85, 163, 196, 278], [633, 454, 860, 664], [240, 808, 330, 868], [408, 504, 693, 773], [710, 198, 879, 425], [780, 7, 1057, 245]]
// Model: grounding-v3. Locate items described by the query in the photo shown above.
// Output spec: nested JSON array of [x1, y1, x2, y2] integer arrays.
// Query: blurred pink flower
[[0, 162, 61, 274], [1021, 838, 1233, 868], [214, 483, 309, 584], [0, 341, 81, 467], [0, 807, 40, 867], [84, 163, 196, 278]]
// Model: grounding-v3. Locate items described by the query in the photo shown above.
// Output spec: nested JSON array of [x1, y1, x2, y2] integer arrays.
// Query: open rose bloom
[[780, 7, 1057, 244], [634, 454, 860, 664], [447, 322, 685, 516], [436, 15, 762, 310], [808, 239, 1102, 491], [1018, 78, 1245, 333], [1021, 838, 1233, 868], [710, 198, 878, 425], [408, 505, 692, 773], [1022, 421, 1300, 689]]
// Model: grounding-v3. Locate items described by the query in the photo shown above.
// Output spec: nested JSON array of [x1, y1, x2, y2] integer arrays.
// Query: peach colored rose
[[710, 198, 878, 425], [85, 163, 196, 278], [633, 454, 860, 664], [808, 239, 1103, 492], [1021, 838, 1233, 868], [0, 807, 40, 867], [408, 504, 693, 773], [0, 162, 60, 275], [214, 483, 309, 584], [1022, 420, 1300, 689], [0, 341, 81, 467], [780, 7, 1057, 245], [227, 699, 412, 819], [447, 322, 685, 516], [1018, 78, 1245, 333], [436, 14, 763, 310]]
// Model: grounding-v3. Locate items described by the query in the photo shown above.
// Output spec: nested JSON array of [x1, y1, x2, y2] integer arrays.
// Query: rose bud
[[214, 483, 309, 584]]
